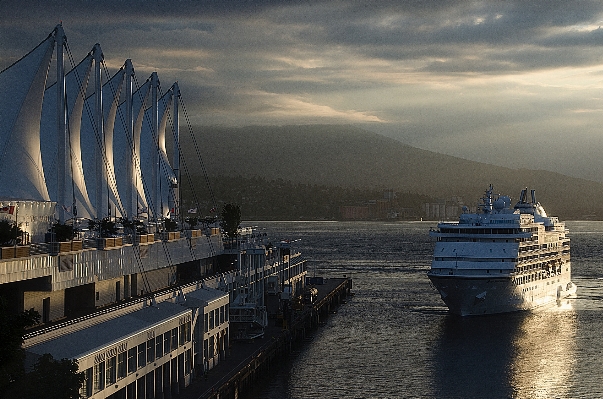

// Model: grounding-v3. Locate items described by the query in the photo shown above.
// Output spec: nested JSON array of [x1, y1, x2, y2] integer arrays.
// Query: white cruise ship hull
[[428, 268, 576, 316]]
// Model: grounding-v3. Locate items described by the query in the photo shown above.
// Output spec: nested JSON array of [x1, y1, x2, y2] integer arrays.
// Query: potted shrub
[[0, 220, 25, 259]]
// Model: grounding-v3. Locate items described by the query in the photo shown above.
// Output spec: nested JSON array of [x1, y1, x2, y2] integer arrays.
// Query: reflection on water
[[509, 303, 577, 399], [432, 313, 523, 398], [249, 221, 603, 398], [432, 303, 577, 399]]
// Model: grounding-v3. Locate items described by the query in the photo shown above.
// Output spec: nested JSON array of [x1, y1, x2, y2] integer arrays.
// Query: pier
[[176, 277, 353, 399]]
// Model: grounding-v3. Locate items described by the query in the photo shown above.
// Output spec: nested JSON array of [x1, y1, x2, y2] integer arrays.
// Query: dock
[[176, 277, 353, 399]]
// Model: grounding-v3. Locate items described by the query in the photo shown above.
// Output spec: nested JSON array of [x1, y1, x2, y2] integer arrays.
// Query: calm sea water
[[245, 220, 603, 399]]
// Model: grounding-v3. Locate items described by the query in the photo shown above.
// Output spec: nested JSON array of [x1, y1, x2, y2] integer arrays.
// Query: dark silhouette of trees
[[88, 217, 118, 238], [220, 203, 241, 239], [20, 354, 84, 399], [49, 222, 76, 242], [164, 218, 178, 232], [0, 297, 39, 395], [0, 220, 23, 246], [0, 297, 84, 399]]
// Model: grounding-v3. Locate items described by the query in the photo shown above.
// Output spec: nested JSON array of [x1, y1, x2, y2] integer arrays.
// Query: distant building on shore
[[424, 196, 474, 220]]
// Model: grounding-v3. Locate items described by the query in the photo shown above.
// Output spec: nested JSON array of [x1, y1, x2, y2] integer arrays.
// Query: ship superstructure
[[428, 185, 576, 316]]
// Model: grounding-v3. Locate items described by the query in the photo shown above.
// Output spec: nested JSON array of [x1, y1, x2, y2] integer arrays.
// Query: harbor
[[0, 25, 348, 399], [178, 277, 352, 399]]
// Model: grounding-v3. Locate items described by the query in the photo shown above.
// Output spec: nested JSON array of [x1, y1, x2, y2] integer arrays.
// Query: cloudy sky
[[3, 1, 603, 182]]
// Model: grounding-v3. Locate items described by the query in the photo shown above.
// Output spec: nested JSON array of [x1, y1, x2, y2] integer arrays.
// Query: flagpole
[[13, 203, 18, 253]]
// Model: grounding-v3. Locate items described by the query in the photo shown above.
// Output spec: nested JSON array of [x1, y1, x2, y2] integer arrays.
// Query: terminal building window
[[127, 348, 137, 373], [137, 343, 146, 368], [156, 335, 163, 359], [93, 361, 105, 393], [106, 356, 116, 385], [171, 327, 178, 349], [146, 339, 155, 363], [117, 351, 127, 379], [180, 321, 191, 345], [164, 331, 171, 353], [81, 367, 93, 397], [185, 349, 192, 374]]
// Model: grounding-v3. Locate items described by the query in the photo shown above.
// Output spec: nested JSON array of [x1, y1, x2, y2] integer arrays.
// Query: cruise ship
[[428, 185, 576, 316]]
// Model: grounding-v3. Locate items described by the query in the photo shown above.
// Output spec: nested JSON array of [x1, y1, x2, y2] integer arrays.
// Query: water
[[245, 220, 603, 399]]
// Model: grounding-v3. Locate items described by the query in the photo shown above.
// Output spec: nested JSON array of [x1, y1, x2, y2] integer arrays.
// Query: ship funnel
[[531, 189, 536, 204], [519, 188, 527, 203]]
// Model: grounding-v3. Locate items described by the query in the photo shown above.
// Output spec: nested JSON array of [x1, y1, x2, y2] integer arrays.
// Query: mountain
[[180, 125, 603, 220]]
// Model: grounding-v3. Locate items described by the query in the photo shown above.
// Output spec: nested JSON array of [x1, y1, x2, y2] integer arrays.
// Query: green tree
[[185, 216, 199, 229], [88, 218, 118, 238], [220, 203, 241, 240], [0, 220, 22, 247], [0, 297, 40, 396], [0, 298, 84, 399], [119, 217, 146, 236], [164, 218, 178, 232], [20, 354, 84, 399], [50, 222, 76, 242]]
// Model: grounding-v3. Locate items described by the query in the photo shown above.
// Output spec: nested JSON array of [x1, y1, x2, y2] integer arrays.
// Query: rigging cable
[[163, 86, 217, 262], [178, 94, 220, 259]]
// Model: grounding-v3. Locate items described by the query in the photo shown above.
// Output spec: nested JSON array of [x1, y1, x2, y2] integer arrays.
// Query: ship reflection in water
[[432, 300, 576, 399]]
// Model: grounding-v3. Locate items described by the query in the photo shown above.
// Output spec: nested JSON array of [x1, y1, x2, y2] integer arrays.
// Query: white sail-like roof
[[0, 26, 183, 228], [80, 67, 126, 219], [112, 77, 152, 218], [0, 33, 55, 201], [158, 86, 178, 214], [41, 52, 95, 218], [102, 68, 126, 217], [139, 87, 178, 219]]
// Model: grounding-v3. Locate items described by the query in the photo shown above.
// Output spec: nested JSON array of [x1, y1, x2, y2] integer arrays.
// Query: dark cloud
[[3, 1, 603, 181]]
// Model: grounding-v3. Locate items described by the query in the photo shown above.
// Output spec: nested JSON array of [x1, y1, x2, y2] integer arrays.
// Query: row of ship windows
[[518, 278, 562, 292], [518, 253, 564, 262], [439, 238, 516, 243], [516, 263, 562, 272], [81, 321, 191, 397], [513, 273, 563, 286], [433, 257, 512, 262], [440, 228, 522, 234], [519, 243, 563, 251]]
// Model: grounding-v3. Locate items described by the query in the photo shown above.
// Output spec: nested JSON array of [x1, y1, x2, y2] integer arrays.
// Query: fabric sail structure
[[0, 32, 55, 201], [114, 78, 151, 219], [80, 67, 126, 219], [157, 86, 178, 218], [0, 25, 182, 224], [139, 86, 178, 220], [41, 52, 95, 219], [101, 68, 126, 218]]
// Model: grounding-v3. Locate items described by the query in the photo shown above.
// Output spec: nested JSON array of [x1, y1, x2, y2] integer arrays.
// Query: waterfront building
[[0, 25, 308, 398]]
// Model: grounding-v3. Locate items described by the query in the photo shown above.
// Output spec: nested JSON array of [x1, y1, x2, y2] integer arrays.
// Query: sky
[[2, 1, 603, 182]]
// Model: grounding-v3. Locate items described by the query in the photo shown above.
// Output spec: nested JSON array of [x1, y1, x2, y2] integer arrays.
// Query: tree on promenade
[[0, 297, 84, 399], [220, 203, 241, 243]]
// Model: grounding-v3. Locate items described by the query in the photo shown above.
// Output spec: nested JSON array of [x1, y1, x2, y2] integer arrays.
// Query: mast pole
[[173, 83, 180, 222], [55, 24, 67, 224], [93, 44, 104, 221], [151, 72, 159, 223], [125, 60, 134, 220]]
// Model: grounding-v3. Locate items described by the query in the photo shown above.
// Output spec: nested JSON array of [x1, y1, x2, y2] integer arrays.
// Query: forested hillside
[[178, 125, 603, 220]]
